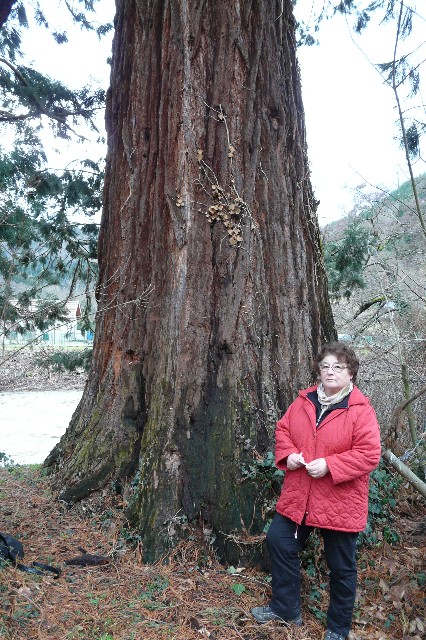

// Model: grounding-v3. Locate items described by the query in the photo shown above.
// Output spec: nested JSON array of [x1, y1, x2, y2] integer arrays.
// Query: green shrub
[[241, 450, 284, 488], [35, 348, 93, 373], [359, 461, 402, 546], [0, 452, 15, 467], [243, 453, 402, 548]]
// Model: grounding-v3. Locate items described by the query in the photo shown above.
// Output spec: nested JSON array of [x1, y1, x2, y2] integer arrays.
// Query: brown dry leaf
[[405, 547, 421, 557], [389, 584, 406, 603], [379, 578, 389, 593], [382, 558, 397, 574], [374, 607, 386, 621], [409, 617, 425, 633]]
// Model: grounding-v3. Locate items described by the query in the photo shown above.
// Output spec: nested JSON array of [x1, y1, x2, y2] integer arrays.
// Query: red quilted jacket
[[275, 385, 381, 532]]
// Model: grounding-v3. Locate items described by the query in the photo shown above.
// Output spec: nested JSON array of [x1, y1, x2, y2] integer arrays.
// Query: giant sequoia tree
[[45, 0, 335, 562]]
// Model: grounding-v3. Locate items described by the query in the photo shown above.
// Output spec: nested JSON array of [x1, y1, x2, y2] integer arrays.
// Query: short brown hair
[[314, 341, 360, 383]]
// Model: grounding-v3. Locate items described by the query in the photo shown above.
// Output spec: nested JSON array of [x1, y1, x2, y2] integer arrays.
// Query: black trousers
[[266, 513, 358, 637]]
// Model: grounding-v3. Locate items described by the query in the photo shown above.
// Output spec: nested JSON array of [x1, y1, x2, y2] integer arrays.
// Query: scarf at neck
[[317, 382, 353, 408]]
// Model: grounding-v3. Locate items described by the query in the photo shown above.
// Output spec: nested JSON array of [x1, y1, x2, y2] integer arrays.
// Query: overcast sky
[[20, 0, 426, 226], [20, 1, 113, 168], [294, 0, 426, 225]]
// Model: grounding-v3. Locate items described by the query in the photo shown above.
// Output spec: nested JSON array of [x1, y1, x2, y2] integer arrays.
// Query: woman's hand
[[305, 458, 329, 478], [287, 452, 306, 470]]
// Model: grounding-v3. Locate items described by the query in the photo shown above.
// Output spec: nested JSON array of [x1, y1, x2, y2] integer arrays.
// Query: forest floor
[[0, 467, 424, 640]]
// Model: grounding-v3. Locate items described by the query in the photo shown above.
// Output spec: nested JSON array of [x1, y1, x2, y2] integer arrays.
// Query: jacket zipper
[[316, 407, 348, 431]]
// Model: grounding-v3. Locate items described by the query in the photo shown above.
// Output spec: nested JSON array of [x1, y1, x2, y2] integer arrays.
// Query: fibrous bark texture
[[45, 0, 335, 562]]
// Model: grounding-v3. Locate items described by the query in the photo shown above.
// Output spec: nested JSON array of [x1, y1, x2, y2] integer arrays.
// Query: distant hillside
[[323, 173, 426, 248], [321, 174, 426, 440], [322, 173, 426, 295]]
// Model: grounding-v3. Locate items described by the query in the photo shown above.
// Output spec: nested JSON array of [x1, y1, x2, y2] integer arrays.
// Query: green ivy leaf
[[231, 583, 245, 595]]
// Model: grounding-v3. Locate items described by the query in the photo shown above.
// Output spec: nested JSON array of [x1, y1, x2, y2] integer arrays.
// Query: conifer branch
[[0, 57, 91, 138]]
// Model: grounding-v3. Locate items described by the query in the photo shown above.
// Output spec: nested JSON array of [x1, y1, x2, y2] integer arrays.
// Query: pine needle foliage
[[0, 1, 112, 344], [324, 219, 371, 300]]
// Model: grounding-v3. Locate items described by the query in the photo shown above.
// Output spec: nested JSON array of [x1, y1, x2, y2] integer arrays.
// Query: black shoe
[[251, 605, 302, 625], [324, 630, 346, 640]]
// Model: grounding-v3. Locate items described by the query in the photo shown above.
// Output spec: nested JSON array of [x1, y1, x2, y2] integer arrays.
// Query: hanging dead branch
[[382, 449, 426, 499]]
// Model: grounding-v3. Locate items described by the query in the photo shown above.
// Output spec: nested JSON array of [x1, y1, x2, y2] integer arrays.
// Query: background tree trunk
[[0, 0, 16, 30], [45, 0, 335, 563]]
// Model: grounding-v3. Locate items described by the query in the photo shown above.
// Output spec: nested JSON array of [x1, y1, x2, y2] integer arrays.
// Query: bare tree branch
[[382, 449, 426, 499]]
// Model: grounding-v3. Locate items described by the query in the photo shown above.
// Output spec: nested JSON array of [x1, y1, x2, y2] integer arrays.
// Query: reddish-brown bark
[[45, 0, 335, 562]]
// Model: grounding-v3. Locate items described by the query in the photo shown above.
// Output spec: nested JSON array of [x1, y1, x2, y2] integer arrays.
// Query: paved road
[[0, 389, 83, 465]]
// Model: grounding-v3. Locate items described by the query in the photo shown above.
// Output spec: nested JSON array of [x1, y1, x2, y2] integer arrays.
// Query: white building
[[3, 300, 93, 346]]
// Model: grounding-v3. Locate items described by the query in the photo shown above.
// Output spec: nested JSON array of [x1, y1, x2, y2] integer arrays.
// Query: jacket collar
[[299, 384, 367, 407], [307, 389, 350, 411]]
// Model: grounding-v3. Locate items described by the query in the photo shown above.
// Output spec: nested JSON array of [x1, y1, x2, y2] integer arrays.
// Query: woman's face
[[319, 353, 353, 396]]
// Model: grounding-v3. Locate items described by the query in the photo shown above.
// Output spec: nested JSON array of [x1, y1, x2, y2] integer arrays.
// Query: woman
[[252, 341, 381, 640]]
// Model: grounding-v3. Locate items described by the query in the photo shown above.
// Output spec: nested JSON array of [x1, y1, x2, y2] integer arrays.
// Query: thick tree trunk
[[45, 0, 335, 563]]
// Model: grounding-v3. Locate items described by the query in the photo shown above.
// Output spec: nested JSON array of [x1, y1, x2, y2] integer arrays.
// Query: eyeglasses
[[319, 363, 348, 373]]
